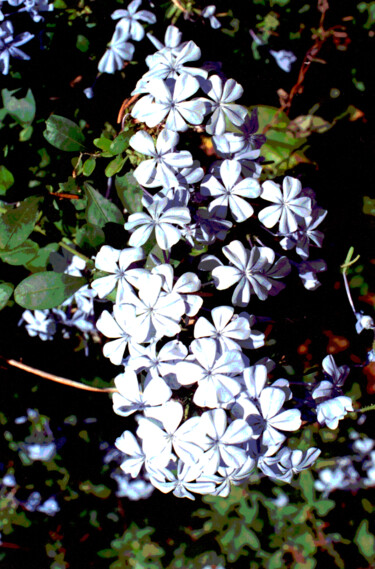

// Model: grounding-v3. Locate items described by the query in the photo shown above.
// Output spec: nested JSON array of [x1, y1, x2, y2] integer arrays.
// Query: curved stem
[[5, 359, 117, 393]]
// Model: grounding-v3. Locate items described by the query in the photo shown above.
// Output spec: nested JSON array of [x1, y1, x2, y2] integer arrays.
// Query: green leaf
[[105, 154, 126, 177], [298, 471, 315, 504], [14, 272, 86, 309], [0, 239, 39, 266], [2, 88, 36, 124], [0, 282, 14, 310], [355, 520, 375, 561], [76, 34, 89, 52], [218, 520, 260, 562], [0, 196, 41, 250], [43, 115, 85, 152], [19, 125, 33, 141], [75, 223, 105, 252], [315, 498, 335, 516], [115, 171, 143, 213], [109, 129, 134, 155], [84, 183, 124, 228], [25, 242, 60, 272], [0, 165, 14, 196], [251, 105, 310, 177], [93, 137, 113, 152], [82, 156, 96, 176]]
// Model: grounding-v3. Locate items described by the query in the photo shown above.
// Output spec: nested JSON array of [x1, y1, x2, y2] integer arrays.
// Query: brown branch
[[5, 359, 117, 393], [263, 0, 335, 134]]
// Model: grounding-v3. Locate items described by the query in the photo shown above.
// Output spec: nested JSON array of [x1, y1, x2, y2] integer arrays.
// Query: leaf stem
[[59, 240, 90, 263]]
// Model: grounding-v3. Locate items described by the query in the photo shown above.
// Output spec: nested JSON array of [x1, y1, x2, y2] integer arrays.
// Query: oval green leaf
[[43, 115, 86, 152], [14, 272, 86, 310], [0, 282, 14, 310], [84, 183, 124, 228], [0, 196, 41, 250], [82, 156, 96, 177], [0, 165, 14, 196], [0, 239, 39, 266]]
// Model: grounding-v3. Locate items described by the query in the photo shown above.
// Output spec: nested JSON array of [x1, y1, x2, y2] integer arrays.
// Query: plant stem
[[5, 359, 117, 393], [59, 240, 90, 263]]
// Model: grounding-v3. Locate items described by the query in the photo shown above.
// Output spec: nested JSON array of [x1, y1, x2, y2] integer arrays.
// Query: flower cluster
[[97, 0, 156, 75], [0, 0, 53, 74], [84, 16, 347, 500], [314, 431, 375, 496]]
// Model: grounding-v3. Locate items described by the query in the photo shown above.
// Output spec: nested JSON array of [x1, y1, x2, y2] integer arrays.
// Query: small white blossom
[[202, 75, 247, 135], [125, 197, 191, 250], [270, 49, 297, 72], [112, 369, 172, 417], [91, 245, 146, 302], [259, 177, 312, 235], [130, 129, 193, 188], [98, 25, 135, 74], [200, 159, 260, 222], [111, 0, 156, 42]]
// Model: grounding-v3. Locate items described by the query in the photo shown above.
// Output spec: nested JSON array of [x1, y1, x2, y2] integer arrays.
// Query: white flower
[[130, 129, 193, 188], [127, 339, 188, 378], [176, 338, 244, 408], [98, 25, 135, 74], [91, 245, 146, 302], [314, 467, 346, 494], [111, 0, 156, 42], [270, 49, 297, 72], [147, 25, 185, 55], [297, 260, 326, 291], [200, 457, 255, 497], [241, 364, 269, 400], [96, 304, 139, 365], [132, 74, 206, 131], [280, 206, 327, 259], [234, 386, 301, 448], [116, 430, 146, 477], [21, 309, 56, 341], [259, 176, 312, 234], [202, 5, 221, 29], [202, 75, 247, 135], [151, 263, 203, 316], [16, 0, 53, 23], [112, 369, 172, 417], [137, 400, 205, 465], [122, 274, 185, 343], [198, 408, 253, 475], [0, 21, 34, 75], [143, 40, 207, 81], [200, 159, 260, 222], [211, 240, 290, 307], [125, 197, 191, 250], [213, 109, 266, 155], [25, 442, 56, 461], [355, 312, 375, 334], [148, 459, 216, 500], [37, 496, 60, 516], [316, 396, 353, 429], [194, 305, 251, 351]]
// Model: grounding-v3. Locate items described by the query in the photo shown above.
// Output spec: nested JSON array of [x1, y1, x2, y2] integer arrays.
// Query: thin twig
[[171, 0, 188, 13], [5, 359, 117, 393]]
